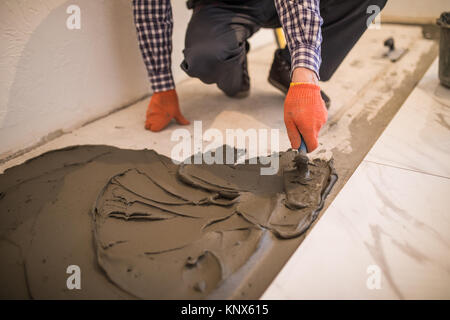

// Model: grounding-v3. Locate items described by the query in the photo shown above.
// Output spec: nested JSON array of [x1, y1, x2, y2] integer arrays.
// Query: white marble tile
[[262, 161, 450, 300], [366, 60, 450, 178]]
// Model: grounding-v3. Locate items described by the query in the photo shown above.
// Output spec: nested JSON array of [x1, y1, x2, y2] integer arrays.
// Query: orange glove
[[284, 83, 328, 152], [145, 89, 190, 132]]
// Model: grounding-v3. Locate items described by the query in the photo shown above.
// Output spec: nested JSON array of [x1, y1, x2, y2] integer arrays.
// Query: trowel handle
[[298, 134, 308, 153]]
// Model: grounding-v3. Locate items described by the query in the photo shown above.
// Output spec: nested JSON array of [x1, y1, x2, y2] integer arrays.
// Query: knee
[[319, 67, 333, 82], [181, 45, 220, 83], [181, 40, 245, 83]]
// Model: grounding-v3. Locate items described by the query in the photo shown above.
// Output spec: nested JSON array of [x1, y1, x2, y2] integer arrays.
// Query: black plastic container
[[437, 12, 450, 88]]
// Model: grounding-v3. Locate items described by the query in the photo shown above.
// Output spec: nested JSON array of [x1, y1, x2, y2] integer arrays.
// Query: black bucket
[[437, 12, 450, 88]]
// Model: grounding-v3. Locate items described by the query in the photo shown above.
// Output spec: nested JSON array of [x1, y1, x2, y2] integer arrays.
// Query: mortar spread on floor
[[0, 145, 336, 299]]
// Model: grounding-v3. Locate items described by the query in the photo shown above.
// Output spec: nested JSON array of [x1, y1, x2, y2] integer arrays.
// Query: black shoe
[[268, 49, 331, 109], [268, 48, 291, 94], [226, 42, 250, 99], [320, 90, 331, 109]]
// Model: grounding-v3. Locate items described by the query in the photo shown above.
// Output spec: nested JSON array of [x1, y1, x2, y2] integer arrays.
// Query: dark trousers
[[181, 0, 387, 95]]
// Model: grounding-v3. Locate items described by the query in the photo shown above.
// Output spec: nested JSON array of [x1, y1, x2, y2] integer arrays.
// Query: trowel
[[281, 133, 312, 211], [293, 134, 310, 183]]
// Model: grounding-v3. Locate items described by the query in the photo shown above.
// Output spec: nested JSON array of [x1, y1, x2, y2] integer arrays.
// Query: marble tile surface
[[366, 60, 450, 178], [262, 161, 450, 300]]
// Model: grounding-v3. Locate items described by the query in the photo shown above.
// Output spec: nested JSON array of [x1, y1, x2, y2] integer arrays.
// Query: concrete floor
[[0, 24, 437, 175], [0, 24, 441, 298]]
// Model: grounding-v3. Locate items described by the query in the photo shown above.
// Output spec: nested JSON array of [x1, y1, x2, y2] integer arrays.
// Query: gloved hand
[[145, 89, 190, 132], [284, 83, 328, 152]]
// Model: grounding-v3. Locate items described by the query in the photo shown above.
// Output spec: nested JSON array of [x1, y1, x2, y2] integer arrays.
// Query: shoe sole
[[268, 77, 288, 94], [225, 89, 250, 99]]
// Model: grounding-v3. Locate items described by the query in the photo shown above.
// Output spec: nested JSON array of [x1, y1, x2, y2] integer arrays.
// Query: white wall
[[0, 0, 145, 157], [0, 0, 274, 159], [382, 0, 449, 24]]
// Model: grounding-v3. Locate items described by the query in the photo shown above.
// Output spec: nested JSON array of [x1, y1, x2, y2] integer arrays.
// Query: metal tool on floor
[[383, 37, 408, 62]]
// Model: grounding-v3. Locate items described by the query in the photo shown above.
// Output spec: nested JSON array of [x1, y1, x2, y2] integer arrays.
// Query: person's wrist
[[291, 67, 319, 86]]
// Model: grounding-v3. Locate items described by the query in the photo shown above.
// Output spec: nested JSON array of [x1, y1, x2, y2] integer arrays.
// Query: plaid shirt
[[133, 0, 322, 92]]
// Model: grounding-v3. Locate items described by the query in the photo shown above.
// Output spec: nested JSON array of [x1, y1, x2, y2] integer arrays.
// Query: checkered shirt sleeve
[[274, 0, 323, 79], [133, 0, 175, 92]]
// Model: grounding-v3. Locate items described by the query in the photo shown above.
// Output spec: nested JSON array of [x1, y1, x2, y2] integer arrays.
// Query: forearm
[[133, 0, 175, 92], [274, 0, 323, 80], [292, 68, 319, 85]]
